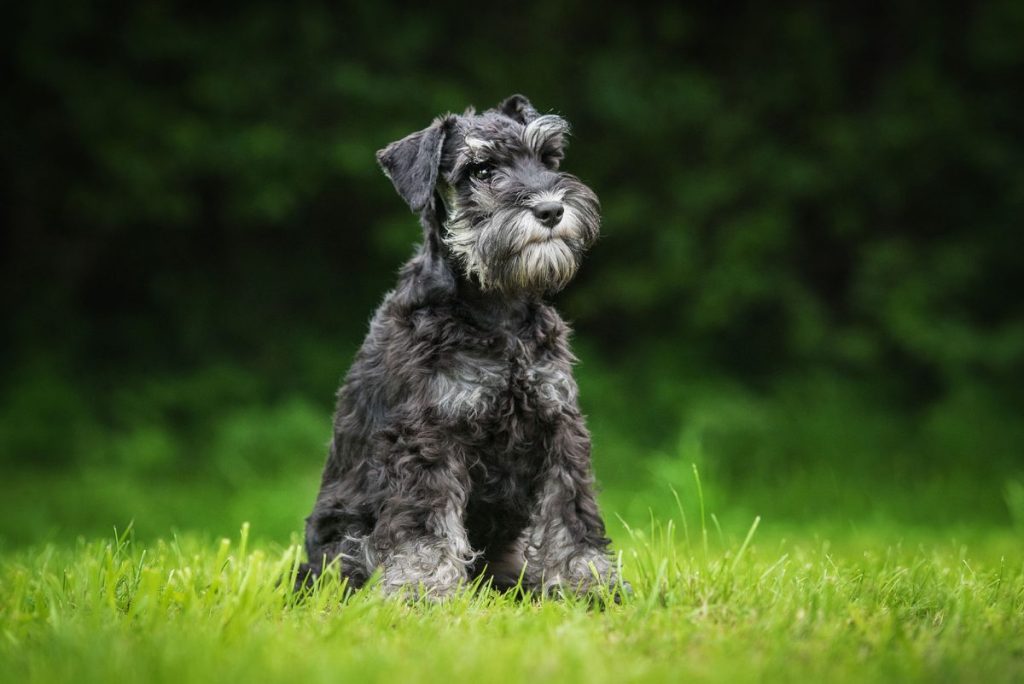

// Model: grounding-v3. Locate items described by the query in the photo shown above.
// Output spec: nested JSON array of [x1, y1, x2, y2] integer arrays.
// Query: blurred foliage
[[1, 2, 1023, 540]]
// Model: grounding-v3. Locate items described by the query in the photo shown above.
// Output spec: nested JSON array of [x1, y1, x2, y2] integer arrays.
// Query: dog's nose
[[532, 201, 564, 228]]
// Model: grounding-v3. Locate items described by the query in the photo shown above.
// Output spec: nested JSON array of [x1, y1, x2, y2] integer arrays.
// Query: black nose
[[531, 201, 564, 228]]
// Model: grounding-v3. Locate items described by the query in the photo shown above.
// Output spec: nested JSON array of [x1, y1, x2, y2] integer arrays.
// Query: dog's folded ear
[[498, 94, 540, 125], [376, 116, 452, 214]]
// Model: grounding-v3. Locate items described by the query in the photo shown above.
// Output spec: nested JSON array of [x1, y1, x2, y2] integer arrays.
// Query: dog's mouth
[[524, 226, 575, 246], [517, 209, 578, 246], [522, 232, 564, 247]]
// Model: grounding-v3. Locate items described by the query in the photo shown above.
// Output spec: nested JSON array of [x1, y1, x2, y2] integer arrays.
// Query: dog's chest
[[429, 342, 577, 424]]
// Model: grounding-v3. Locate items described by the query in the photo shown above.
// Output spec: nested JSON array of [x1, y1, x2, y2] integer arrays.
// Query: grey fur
[[299, 95, 623, 600]]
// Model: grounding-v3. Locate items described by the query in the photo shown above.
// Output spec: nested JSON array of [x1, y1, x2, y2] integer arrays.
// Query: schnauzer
[[299, 94, 623, 599]]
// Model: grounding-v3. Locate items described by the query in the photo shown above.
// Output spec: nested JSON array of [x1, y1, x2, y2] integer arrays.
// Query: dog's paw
[[381, 571, 465, 603], [541, 570, 630, 606], [384, 580, 462, 603]]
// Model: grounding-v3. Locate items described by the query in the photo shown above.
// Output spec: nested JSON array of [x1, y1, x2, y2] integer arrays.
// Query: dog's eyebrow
[[523, 115, 570, 155], [462, 134, 510, 164], [464, 136, 494, 153]]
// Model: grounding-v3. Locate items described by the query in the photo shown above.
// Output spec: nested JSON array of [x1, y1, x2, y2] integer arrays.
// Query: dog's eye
[[471, 165, 493, 181]]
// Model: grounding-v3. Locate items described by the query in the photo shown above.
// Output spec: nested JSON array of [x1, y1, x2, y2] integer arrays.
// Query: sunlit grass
[[2, 513, 1021, 683]]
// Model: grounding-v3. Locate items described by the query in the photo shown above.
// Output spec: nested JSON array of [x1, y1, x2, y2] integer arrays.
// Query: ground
[[2, 511, 1021, 683]]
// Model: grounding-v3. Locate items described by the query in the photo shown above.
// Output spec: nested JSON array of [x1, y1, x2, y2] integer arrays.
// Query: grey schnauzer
[[299, 95, 623, 599]]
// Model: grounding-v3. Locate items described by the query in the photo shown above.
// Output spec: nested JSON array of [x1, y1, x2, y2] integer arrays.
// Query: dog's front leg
[[522, 417, 621, 596], [370, 425, 474, 600]]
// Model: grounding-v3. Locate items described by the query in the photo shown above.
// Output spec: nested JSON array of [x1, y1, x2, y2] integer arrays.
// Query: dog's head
[[376, 95, 600, 296]]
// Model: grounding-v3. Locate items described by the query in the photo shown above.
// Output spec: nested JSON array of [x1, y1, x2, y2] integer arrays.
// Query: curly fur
[[299, 95, 621, 599]]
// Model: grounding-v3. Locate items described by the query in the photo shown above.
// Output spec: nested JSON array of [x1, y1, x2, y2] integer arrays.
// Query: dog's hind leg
[[299, 508, 374, 593]]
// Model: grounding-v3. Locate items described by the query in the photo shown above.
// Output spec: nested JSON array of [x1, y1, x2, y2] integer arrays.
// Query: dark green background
[[2, 2, 1023, 545]]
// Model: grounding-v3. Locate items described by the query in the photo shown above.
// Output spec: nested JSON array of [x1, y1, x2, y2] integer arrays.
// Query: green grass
[[2, 514, 1022, 683], [3, 372, 1022, 683]]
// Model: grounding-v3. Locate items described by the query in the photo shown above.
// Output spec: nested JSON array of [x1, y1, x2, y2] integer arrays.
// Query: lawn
[[2, 507, 1021, 683], [2, 375, 1022, 683]]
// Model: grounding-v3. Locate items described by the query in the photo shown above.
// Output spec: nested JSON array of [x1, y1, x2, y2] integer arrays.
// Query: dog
[[299, 95, 623, 599]]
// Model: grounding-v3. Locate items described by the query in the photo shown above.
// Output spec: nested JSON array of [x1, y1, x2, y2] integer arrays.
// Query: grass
[[2, 509, 1022, 683], [2, 371, 1022, 683]]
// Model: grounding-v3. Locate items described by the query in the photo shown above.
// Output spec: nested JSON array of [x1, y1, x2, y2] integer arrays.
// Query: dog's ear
[[376, 116, 452, 214], [498, 94, 540, 125]]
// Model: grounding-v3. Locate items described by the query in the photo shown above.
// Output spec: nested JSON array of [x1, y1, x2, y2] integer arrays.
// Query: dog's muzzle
[[444, 185, 600, 295]]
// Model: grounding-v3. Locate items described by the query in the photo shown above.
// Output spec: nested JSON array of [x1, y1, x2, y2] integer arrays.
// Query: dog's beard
[[444, 195, 598, 294]]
